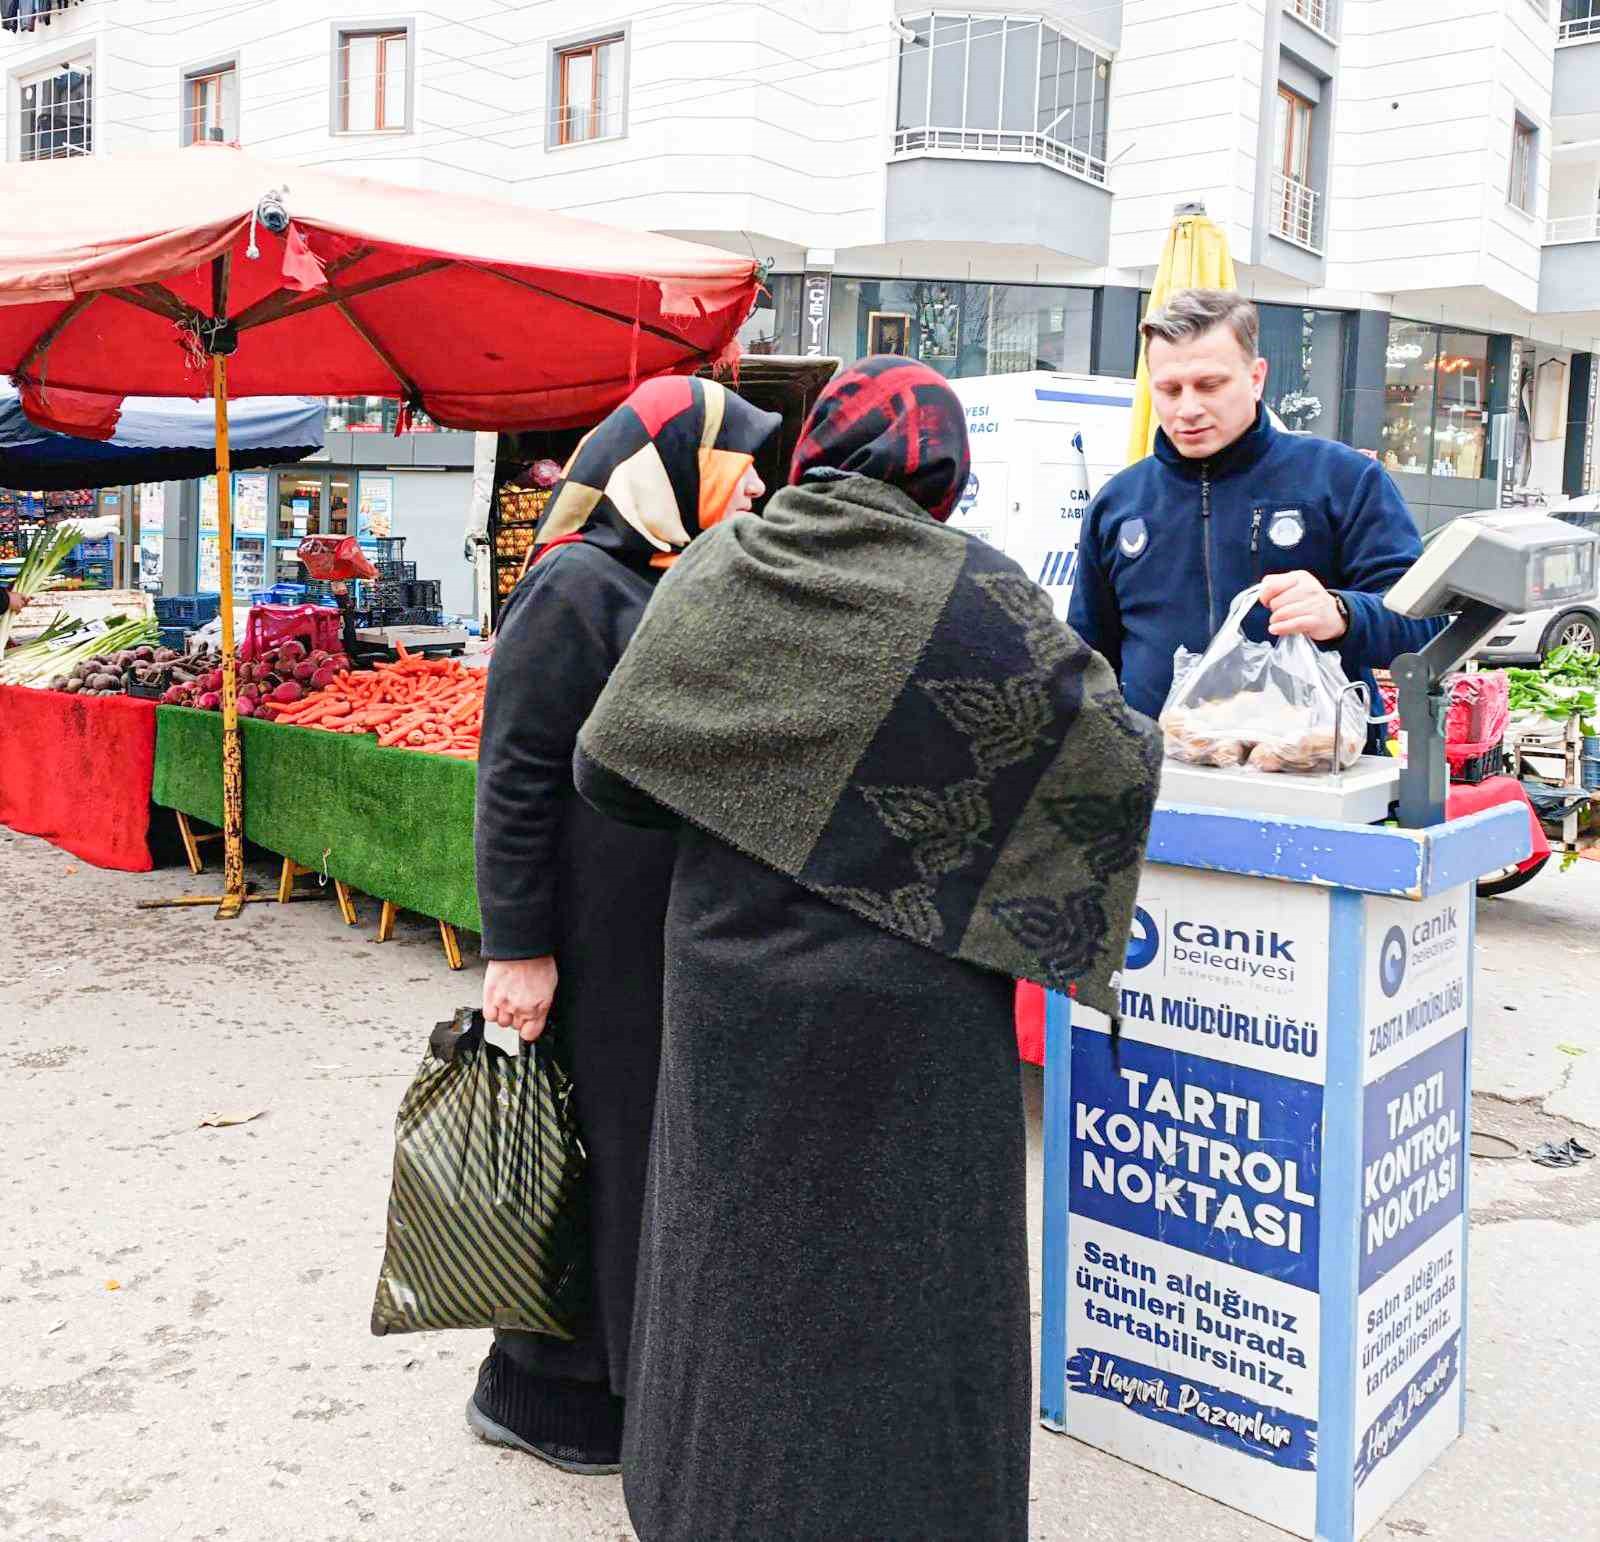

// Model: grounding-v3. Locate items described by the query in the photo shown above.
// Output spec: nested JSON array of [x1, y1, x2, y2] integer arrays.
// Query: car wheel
[[1477, 855, 1549, 898], [1541, 611, 1599, 659]]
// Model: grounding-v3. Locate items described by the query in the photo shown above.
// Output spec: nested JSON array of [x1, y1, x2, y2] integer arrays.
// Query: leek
[[0, 523, 85, 654], [0, 616, 159, 689]]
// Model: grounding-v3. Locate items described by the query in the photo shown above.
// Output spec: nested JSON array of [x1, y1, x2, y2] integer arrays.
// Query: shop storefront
[[1379, 320, 1501, 530]]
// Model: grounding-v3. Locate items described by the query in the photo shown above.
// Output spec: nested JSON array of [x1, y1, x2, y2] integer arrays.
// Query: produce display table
[[1040, 799, 1530, 1542], [152, 710, 480, 933], [0, 685, 158, 871]]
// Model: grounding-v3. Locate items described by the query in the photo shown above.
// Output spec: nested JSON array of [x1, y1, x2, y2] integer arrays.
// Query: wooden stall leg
[[276, 857, 334, 905], [175, 812, 203, 875], [333, 880, 358, 927], [438, 920, 464, 971], [377, 900, 399, 943]]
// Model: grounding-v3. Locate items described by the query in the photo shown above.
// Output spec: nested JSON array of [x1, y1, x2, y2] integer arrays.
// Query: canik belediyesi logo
[[1121, 903, 1298, 986], [1379, 925, 1408, 999], [1125, 906, 1160, 971]]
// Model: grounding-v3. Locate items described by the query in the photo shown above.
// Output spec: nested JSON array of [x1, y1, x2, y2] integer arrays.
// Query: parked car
[[1473, 498, 1600, 664]]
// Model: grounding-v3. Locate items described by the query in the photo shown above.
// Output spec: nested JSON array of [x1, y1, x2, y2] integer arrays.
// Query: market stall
[[0, 684, 160, 871], [1038, 510, 1600, 1541], [151, 710, 479, 935], [0, 142, 764, 917]]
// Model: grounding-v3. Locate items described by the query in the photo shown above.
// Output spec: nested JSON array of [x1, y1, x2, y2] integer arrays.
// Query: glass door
[[273, 472, 324, 582]]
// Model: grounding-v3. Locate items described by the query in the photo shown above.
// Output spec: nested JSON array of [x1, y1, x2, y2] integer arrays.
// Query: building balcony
[[1540, 218, 1600, 313], [1271, 173, 1324, 255], [1283, 0, 1337, 41], [885, 128, 1112, 265], [1554, 8, 1600, 115], [890, 126, 1108, 189]]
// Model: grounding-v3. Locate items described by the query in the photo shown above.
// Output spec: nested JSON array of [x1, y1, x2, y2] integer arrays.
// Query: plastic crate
[[369, 536, 407, 561], [405, 579, 442, 610], [158, 625, 191, 653], [72, 536, 114, 562], [1448, 740, 1504, 785], [154, 593, 221, 626], [374, 560, 416, 582], [249, 590, 278, 606]]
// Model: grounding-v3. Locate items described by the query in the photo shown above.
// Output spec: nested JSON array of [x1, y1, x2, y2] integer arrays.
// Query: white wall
[[1327, 0, 1550, 310], [1108, 0, 1270, 272], [390, 470, 474, 619]]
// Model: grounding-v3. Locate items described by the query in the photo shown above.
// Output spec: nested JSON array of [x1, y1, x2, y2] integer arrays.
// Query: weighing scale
[[354, 623, 469, 658], [1157, 511, 1600, 827], [1385, 509, 1600, 827]]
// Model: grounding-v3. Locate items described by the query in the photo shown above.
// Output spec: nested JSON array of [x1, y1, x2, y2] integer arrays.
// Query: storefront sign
[[358, 476, 394, 539], [1045, 869, 1472, 1541], [801, 273, 831, 357]]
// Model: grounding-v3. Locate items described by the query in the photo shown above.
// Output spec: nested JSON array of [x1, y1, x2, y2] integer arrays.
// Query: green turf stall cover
[[153, 708, 481, 932]]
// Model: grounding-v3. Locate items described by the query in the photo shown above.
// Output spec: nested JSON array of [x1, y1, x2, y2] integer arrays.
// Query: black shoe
[[467, 1347, 623, 1476]]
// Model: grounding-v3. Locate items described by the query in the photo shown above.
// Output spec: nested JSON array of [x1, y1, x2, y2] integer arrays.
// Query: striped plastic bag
[[370, 1008, 590, 1338]]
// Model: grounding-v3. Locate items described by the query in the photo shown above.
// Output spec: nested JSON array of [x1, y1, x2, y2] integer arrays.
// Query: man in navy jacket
[[1069, 289, 1441, 730]]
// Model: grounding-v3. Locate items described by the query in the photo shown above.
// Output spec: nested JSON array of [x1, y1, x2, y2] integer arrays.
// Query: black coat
[[475, 543, 677, 1395], [576, 752, 1032, 1542]]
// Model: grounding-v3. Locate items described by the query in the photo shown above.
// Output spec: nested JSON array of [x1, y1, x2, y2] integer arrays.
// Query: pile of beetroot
[[163, 639, 352, 718]]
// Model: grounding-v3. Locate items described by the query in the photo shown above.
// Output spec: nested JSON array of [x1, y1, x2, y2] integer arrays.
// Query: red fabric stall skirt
[[0, 686, 158, 871]]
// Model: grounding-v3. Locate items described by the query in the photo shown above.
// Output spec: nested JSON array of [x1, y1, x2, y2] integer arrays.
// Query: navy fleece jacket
[[1068, 406, 1444, 724]]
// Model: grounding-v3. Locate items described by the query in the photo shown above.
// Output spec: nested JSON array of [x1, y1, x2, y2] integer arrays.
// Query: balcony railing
[[1284, 0, 1332, 33], [891, 127, 1109, 188], [1546, 213, 1600, 243], [1560, 14, 1600, 42], [1271, 173, 1324, 253]]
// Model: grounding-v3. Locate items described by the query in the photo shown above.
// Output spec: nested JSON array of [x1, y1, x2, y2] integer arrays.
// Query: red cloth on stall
[[0, 685, 157, 870], [1446, 775, 1550, 868]]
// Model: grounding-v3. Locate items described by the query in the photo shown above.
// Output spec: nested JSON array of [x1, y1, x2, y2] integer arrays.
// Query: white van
[[947, 372, 1137, 620]]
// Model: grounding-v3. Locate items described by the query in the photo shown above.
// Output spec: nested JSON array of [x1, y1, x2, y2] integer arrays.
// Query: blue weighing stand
[[1039, 796, 1531, 1540]]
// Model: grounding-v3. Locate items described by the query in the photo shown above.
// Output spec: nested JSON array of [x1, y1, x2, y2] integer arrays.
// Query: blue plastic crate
[[72, 536, 114, 562], [248, 590, 277, 607], [158, 625, 190, 653], [154, 593, 221, 626]]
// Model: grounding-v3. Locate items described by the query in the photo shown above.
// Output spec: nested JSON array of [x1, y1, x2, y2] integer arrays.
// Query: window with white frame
[[553, 34, 625, 146], [894, 13, 1111, 183], [183, 63, 238, 145], [1561, 1, 1600, 42], [1508, 115, 1538, 213], [17, 58, 93, 161], [337, 28, 409, 134]]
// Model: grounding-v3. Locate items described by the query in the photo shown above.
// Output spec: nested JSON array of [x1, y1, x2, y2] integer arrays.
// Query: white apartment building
[[5, 0, 1600, 543]]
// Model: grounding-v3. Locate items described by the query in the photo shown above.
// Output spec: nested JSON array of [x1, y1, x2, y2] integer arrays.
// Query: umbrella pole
[[212, 353, 247, 919]]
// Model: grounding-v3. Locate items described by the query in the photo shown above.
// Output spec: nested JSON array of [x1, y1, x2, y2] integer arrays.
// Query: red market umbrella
[[0, 144, 761, 914]]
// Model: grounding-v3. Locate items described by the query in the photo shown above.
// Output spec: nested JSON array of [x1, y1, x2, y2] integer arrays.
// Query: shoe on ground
[[466, 1347, 623, 1476]]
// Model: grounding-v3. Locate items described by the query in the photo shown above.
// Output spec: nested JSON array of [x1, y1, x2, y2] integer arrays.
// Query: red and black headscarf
[[789, 355, 971, 522], [531, 376, 779, 576]]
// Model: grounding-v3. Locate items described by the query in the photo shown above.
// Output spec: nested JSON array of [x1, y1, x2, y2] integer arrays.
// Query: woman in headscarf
[[574, 356, 1162, 1540], [469, 374, 779, 1473]]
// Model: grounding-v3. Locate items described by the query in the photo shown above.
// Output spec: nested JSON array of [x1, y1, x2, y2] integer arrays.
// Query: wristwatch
[[1331, 592, 1350, 632]]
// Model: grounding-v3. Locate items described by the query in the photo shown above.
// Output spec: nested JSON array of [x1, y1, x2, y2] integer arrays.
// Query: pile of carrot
[[262, 645, 486, 760]]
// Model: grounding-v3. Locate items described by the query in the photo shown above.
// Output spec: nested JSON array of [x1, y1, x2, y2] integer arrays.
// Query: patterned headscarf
[[531, 376, 780, 575], [789, 355, 971, 522]]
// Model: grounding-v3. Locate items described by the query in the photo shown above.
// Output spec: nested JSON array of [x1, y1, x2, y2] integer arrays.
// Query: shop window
[[337, 28, 410, 134], [827, 278, 1093, 380], [552, 33, 625, 147], [16, 58, 93, 161], [1508, 115, 1538, 214], [895, 13, 1110, 181], [1380, 321, 1494, 482], [1258, 304, 1344, 440], [183, 63, 238, 146], [327, 396, 438, 434]]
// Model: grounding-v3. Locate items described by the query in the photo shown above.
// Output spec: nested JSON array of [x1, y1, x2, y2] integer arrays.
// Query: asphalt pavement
[[1, 827, 1595, 1542]]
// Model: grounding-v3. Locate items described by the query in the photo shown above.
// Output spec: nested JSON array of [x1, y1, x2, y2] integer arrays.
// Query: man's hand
[[483, 956, 558, 1043], [3, 589, 23, 615], [1260, 570, 1347, 642]]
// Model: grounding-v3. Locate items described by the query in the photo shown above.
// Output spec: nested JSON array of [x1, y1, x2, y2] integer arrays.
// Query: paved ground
[[1, 827, 1595, 1542]]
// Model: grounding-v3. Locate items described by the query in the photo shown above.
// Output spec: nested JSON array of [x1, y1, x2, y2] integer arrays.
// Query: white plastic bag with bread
[[1159, 584, 1367, 773]]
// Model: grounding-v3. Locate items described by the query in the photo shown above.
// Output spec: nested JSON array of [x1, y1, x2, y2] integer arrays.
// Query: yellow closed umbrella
[[1125, 201, 1238, 466]]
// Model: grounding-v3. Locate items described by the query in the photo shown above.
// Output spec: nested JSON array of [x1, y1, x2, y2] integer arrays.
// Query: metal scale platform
[[1158, 754, 1401, 825]]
